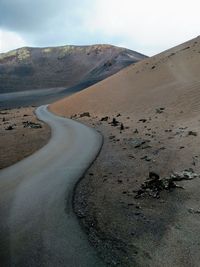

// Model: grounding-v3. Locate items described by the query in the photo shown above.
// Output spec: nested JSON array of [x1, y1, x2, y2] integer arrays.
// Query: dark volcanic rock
[[80, 112, 90, 118], [5, 125, 14, 130], [188, 131, 198, 136], [23, 121, 42, 129], [111, 118, 119, 126], [135, 170, 199, 199], [100, 116, 109, 121]]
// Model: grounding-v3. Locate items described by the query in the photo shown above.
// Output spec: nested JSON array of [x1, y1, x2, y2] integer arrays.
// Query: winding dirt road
[[0, 105, 104, 267]]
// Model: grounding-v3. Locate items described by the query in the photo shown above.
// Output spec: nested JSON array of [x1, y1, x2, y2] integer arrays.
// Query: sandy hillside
[[50, 37, 200, 119], [50, 36, 200, 266]]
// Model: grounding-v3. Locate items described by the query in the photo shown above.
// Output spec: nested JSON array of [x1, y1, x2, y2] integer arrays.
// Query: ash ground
[[74, 108, 200, 267]]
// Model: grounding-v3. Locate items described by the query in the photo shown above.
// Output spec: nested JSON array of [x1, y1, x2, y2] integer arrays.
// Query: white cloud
[[0, 29, 28, 53], [85, 0, 200, 55], [0, 0, 199, 55]]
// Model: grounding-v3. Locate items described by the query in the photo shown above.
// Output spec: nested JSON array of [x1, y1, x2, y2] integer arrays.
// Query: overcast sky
[[0, 0, 199, 55]]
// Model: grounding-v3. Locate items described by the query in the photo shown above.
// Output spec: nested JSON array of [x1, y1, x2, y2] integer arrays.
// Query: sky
[[0, 0, 199, 56]]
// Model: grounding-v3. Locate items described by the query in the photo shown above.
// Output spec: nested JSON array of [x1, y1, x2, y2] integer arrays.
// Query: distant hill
[[0, 45, 147, 93]]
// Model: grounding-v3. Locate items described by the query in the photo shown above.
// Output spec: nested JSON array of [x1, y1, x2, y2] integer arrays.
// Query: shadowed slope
[[0, 45, 146, 94]]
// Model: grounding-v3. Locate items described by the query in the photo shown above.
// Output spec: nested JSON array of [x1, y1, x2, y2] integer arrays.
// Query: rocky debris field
[[0, 107, 50, 169], [135, 170, 199, 199], [73, 106, 200, 266]]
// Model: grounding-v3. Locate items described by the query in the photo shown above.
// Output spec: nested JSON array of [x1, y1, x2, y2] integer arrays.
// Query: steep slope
[[50, 37, 200, 118], [0, 45, 146, 93], [50, 37, 200, 266]]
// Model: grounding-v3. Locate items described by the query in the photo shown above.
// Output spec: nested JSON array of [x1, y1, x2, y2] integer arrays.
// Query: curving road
[[0, 105, 104, 267]]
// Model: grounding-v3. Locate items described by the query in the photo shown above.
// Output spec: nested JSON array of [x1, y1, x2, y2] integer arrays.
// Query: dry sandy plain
[[50, 36, 200, 266], [0, 107, 50, 169]]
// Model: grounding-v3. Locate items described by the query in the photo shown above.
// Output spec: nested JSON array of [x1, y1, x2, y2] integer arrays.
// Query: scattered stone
[[138, 119, 147, 123], [134, 212, 141, 216], [153, 150, 160, 155], [128, 154, 135, 159], [171, 169, 198, 181], [131, 138, 151, 149], [141, 156, 152, 162], [152, 65, 156, 69], [188, 131, 198, 136], [142, 144, 152, 150], [188, 208, 200, 214], [192, 161, 196, 166], [100, 116, 109, 121], [120, 123, 124, 131], [159, 147, 166, 151], [80, 112, 90, 118], [111, 118, 119, 126], [23, 114, 29, 117], [168, 52, 176, 57], [175, 131, 183, 136], [0, 111, 8, 115], [182, 46, 190, 51], [135, 170, 198, 199], [179, 127, 188, 130], [116, 113, 121, 117], [70, 114, 77, 119], [5, 125, 14, 130], [2, 117, 6, 122], [156, 107, 165, 114], [149, 172, 160, 180], [134, 129, 139, 134], [104, 60, 113, 67], [23, 121, 42, 129]]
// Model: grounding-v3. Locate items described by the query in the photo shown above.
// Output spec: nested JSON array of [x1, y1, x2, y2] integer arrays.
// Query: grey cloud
[[0, 0, 89, 34], [0, 0, 96, 47]]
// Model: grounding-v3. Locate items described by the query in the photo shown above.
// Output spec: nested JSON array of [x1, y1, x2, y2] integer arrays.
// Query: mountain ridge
[[0, 44, 147, 93]]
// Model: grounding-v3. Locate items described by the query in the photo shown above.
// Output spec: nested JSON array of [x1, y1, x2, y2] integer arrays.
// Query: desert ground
[[50, 36, 200, 266], [0, 107, 50, 169]]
